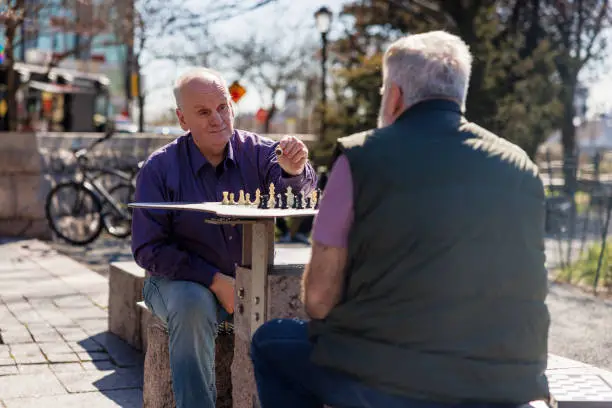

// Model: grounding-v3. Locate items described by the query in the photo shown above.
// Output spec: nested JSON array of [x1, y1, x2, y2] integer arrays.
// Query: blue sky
[[142, 0, 612, 120]]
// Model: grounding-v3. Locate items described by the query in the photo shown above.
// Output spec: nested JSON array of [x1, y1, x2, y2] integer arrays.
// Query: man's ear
[[176, 108, 189, 131], [389, 83, 404, 117]]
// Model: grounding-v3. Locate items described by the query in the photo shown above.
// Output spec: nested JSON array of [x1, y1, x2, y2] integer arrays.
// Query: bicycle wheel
[[102, 182, 135, 238], [45, 182, 104, 245]]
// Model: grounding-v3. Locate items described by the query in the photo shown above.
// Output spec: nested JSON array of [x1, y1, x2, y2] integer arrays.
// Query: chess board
[[548, 371, 612, 404], [129, 201, 318, 219]]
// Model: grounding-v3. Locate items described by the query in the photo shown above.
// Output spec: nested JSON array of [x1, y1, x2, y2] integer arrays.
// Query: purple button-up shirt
[[131, 130, 317, 287]]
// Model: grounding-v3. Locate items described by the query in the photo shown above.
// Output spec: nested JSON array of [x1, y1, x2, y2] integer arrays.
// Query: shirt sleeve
[[261, 142, 318, 195], [312, 154, 354, 248], [131, 161, 219, 287]]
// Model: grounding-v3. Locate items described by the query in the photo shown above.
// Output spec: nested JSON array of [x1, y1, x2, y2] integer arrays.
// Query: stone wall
[[0, 132, 52, 239]]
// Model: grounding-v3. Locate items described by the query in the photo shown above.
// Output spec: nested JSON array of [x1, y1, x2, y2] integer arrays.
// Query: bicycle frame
[[82, 172, 132, 220]]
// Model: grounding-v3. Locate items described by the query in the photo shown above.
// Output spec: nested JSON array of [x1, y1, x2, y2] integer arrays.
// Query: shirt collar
[[188, 131, 237, 174]]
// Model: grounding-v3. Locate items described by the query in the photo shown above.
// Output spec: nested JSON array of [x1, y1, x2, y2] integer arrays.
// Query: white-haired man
[[131, 68, 317, 408], [250, 31, 550, 408]]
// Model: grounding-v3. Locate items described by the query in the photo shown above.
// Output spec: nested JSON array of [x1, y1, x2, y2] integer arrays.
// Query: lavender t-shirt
[[312, 154, 354, 248]]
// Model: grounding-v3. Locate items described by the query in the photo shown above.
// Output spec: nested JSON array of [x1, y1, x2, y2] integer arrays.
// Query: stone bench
[[138, 301, 234, 408], [108, 261, 147, 351]]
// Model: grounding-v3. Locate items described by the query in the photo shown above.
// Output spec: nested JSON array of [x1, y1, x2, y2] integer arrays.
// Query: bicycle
[[45, 129, 141, 245]]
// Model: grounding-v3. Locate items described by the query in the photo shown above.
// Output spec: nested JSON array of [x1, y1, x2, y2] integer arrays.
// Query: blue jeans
[[250, 319, 520, 408], [143, 276, 229, 408]]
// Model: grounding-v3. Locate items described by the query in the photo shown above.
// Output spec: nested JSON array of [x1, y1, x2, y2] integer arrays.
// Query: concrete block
[[13, 174, 50, 219], [108, 262, 146, 351], [0, 177, 15, 219], [0, 217, 51, 241], [140, 305, 234, 408], [0, 132, 43, 175]]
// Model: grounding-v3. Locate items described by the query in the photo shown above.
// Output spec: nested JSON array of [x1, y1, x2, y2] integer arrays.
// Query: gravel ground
[[50, 235, 612, 370]]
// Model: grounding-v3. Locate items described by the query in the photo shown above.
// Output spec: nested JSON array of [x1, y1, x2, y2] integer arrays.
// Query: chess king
[[130, 68, 317, 408]]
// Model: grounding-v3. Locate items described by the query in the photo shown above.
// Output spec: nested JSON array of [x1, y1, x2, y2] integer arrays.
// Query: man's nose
[[209, 111, 223, 125]]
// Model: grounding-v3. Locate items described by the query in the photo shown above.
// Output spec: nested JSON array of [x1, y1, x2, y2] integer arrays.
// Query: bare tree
[[1, 0, 119, 131], [214, 31, 318, 132]]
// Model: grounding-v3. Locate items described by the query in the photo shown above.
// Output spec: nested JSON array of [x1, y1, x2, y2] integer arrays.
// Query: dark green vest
[[309, 100, 550, 404]]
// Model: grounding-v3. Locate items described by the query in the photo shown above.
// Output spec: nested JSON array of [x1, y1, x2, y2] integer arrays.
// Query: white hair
[[173, 67, 228, 109], [383, 31, 472, 111]]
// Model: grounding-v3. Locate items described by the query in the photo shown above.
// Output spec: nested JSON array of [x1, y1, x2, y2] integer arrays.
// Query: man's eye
[[219, 104, 228, 111]]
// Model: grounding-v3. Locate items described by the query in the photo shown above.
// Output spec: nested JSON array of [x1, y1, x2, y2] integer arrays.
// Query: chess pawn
[[275, 193, 282, 208], [222, 191, 230, 205], [269, 182, 276, 197], [253, 189, 261, 207], [237, 190, 246, 205], [305, 197, 312, 208], [295, 192, 304, 209], [311, 190, 318, 207], [286, 186, 294, 208], [229, 193, 235, 205], [259, 194, 269, 209], [245, 193, 251, 205], [314, 188, 322, 209]]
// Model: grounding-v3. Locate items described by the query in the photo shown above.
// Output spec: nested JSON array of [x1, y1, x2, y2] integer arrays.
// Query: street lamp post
[[314, 6, 332, 141]]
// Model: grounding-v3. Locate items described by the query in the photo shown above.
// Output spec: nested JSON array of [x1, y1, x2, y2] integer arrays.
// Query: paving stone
[[78, 352, 111, 362], [55, 369, 142, 393], [0, 365, 18, 376], [88, 332, 143, 368], [9, 344, 46, 365], [78, 318, 110, 334], [81, 360, 117, 371], [46, 353, 81, 363], [0, 373, 66, 399], [0, 330, 34, 344], [55, 325, 90, 341], [2, 388, 142, 408], [38, 341, 74, 355], [0, 359, 16, 367], [49, 362, 85, 373], [68, 339, 104, 353], [0, 346, 9, 359], [17, 363, 53, 374]]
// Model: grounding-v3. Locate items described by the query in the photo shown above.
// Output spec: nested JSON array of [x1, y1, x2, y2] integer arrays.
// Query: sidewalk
[[0, 239, 143, 407]]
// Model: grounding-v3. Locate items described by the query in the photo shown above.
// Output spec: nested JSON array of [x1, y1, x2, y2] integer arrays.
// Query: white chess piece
[[286, 186, 294, 208]]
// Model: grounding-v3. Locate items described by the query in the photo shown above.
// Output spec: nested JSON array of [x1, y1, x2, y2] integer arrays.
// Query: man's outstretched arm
[[301, 154, 354, 319]]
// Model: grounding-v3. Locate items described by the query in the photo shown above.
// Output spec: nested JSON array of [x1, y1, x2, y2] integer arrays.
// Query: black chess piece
[[314, 189, 322, 209], [275, 194, 282, 209], [305, 197, 312, 209], [281, 195, 288, 209], [259, 194, 269, 209], [295, 193, 304, 209]]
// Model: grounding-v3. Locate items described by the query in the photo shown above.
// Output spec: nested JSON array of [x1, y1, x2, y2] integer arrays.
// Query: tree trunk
[[5, 21, 18, 131], [561, 84, 577, 196], [139, 94, 145, 132], [264, 103, 276, 133]]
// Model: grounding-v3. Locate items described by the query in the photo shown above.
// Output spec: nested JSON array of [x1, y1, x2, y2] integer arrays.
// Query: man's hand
[[210, 273, 235, 314], [278, 135, 309, 176]]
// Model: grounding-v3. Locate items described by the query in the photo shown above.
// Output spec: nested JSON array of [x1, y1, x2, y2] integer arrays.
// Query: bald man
[[131, 68, 317, 408]]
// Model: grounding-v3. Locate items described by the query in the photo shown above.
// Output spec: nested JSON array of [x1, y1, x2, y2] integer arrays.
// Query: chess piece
[[268, 183, 276, 208], [275, 193, 282, 209], [286, 186, 294, 209], [253, 189, 261, 207], [238, 190, 246, 205], [281, 194, 288, 209], [295, 192, 304, 209], [222, 191, 230, 205], [311, 190, 318, 208], [305, 197, 312, 208], [245, 193, 251, 205], [259, 194, 269, 209], [229, 193, 235, 205], [314, 189, 322, 209]]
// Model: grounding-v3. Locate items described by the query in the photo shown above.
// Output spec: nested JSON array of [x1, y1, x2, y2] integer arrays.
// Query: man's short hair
[[383, 31, 473, 111], [173, 68, 228, 109]]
